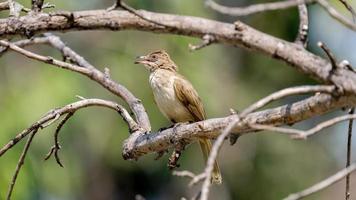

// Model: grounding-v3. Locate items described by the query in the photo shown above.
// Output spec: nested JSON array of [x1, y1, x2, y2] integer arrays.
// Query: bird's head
[[134, 50, 178, 72]]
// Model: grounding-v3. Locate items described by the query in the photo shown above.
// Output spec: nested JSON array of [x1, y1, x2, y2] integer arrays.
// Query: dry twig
[[249, 114, 356, 139], [283, 163, 356, 200], [6, 129, 37, 200], [317, 0, 356, 31], [295, 4, 309, 47], [0, 99, 136, 157], [338, 0, 356, 21], [345, 108, 354, 200], [205, 0, 313, 16], [44, 112, 75, 167], [199, 85, 335, 200], [107, 0, 166, 28], [0, 38, 150, 131]]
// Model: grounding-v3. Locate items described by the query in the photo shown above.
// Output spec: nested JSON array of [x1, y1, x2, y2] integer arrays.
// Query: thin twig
[[317, 0, 356, 31], [200, 116, 240, 200], [205, 0, 314, 16], [0, 38, 150, 131], [107, 0, 167, 28], [44, 112, 75, 167], [199, 85, 336, 200], [345, 108, 354, 200], [42, 33, 95, 69], [172, 170, 206, 186], [283, 163, 356, 200], [338, 0, 356, 21], [0, 99, 137, 157], [240, 85, 336, 116], [249, 114, 356, 139], [0, 36, 49, 56], [6, 128, 38, 200], [318, 42, 338, 71], [295, 4, 309, 47]]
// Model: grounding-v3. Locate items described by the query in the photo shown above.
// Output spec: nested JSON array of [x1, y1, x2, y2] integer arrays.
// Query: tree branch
[[345, 108, 354, 200], [0, 10, 355, 96], [317, 0, 356, 31], [249, 113, 356, 139], [283, 163, 356, 200], [5, 128, 37, 200], [199, 85, 335, 200], [0, 37, 151, 131], [0, 98, 137, 157], [44, 111, 75, 167], [123, 92, 356, 160], [295, 4, 309, 47], [205, 0, 313, 16]]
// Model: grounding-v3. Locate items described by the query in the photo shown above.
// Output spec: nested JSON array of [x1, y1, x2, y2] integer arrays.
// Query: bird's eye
[[151, 55, 157, 59]]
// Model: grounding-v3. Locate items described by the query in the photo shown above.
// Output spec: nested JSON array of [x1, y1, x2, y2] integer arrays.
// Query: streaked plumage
[[135, 50, 222, 184]]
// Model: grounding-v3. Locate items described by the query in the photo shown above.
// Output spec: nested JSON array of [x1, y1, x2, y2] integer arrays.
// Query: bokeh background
[[0, 0, 356, 199]]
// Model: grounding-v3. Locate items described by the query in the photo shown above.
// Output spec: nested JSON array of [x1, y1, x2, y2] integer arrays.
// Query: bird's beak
[[134, 55, 148, 64]]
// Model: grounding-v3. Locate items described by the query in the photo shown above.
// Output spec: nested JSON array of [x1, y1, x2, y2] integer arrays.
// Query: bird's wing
[[174, 75, 206, 121]]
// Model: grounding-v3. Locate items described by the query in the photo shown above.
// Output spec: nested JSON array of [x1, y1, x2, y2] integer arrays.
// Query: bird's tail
[[199, 139, 222, 184]]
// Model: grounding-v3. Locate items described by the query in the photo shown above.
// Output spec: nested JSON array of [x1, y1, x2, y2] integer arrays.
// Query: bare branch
[[283, 163, 356, 200], [0, 98, 137, 157], [249, 114, 356, 139], [240, 85, 336, 116], [107, 0, 166, 28], [317, 0, 356, 31], [200, 116, 239, 200], [318, 41, 338, 71], [6, 128, 37, 200], [173, 170, 206, 187], [295, 4, 309, 47], [199, 85, 335, 199], [0, 36, 49, 56], [123, 93, 356, 160], [44, 112, 75, 167], [338, 0, 356, 21], [205, 0, 313, 16], [0, 10, 354, 96], [42, 33, 95, 69], [0, 38, 150, 131], [345, 108, 354, 200]]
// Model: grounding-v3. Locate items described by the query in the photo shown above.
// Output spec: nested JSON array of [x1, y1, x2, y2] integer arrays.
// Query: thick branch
[[0, 10, 355, 96], [123, 94, 356, 160]]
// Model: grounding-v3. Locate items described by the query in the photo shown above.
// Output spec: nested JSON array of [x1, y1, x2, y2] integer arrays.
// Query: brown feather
[[173, 74, 206, 122]]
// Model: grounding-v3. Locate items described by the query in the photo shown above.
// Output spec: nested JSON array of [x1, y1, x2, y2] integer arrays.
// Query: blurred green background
[[0, 0, 356, 199]]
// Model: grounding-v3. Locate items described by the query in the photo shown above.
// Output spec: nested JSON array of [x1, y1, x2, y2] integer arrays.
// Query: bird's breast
[[149, 70, 193, 122]]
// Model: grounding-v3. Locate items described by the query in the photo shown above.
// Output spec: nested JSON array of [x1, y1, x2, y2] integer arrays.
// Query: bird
[[134, 50, 222, 184]]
